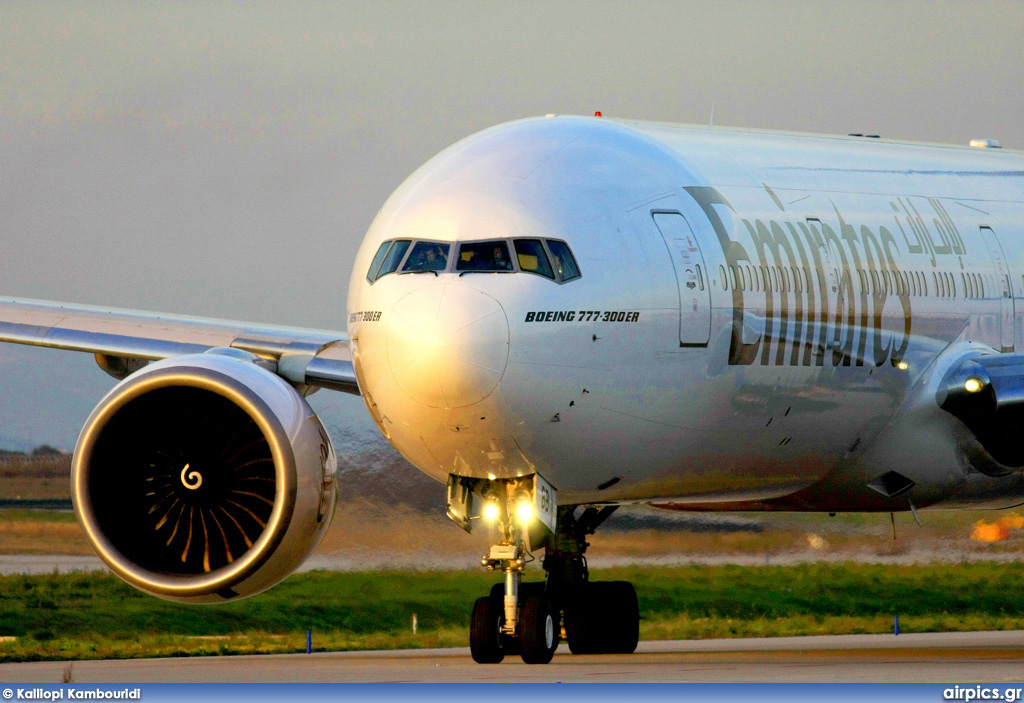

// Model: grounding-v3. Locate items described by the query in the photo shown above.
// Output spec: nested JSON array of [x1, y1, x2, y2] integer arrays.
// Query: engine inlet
[[88, 386, 276, 575]]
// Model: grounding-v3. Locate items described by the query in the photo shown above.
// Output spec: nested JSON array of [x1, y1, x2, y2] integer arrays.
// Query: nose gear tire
[[469, 595, 504, 663], [519, 594, 559, 664]]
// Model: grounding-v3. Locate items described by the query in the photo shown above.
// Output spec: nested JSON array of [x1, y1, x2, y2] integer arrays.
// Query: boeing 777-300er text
[[3, 116, 1024, 663]]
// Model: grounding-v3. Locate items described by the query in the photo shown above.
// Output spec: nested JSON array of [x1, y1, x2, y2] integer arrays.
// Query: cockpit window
[[366, 241, 392, 283], [367, 237, 580, 284], [546, 239, 580, 281], [456, 240, 514, 273], [376, 239, 411, 279], [514, 239, 555, 280], [402, 241, 450, 273]]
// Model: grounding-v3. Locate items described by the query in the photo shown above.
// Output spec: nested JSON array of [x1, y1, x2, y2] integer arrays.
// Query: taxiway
[[2, 631, 1022, 683]]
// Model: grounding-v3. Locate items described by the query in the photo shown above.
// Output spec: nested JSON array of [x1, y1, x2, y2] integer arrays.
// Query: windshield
[[514, 239, 555, 279], [402, 241, 450, 273], [367, 237, 580, 283], [456, 240, 514, 272]]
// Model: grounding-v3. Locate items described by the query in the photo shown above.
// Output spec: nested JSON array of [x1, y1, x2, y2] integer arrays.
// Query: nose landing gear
[[450, 474, 639, 664], [470, 504, 560, 664]]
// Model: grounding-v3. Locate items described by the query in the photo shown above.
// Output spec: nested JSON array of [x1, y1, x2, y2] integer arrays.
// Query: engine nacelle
[[72, 350, 336, 603], [938, 350, 1024, 475]]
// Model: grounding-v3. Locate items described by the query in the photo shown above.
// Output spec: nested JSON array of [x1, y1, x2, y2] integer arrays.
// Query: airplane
[[2, 114, 1023, 665]]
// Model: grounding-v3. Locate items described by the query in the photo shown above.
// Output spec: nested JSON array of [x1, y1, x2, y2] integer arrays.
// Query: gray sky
[[1, 0, 1022, 449]]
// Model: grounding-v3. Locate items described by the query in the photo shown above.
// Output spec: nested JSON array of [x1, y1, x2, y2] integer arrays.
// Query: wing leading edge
[[0, 297, 358, 394]]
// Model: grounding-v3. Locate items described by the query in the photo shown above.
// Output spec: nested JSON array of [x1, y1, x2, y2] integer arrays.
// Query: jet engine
[[72, 350, 336, 603], [939, 351, 1024, 475]]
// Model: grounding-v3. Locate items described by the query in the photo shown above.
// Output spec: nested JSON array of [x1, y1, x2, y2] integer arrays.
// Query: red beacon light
[[594, 111, 602, 117]]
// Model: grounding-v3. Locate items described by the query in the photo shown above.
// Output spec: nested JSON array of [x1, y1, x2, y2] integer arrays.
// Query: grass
[[2, 563, 1024, 662], [0, 510, 92, 555], [0, 456, 72, 501]]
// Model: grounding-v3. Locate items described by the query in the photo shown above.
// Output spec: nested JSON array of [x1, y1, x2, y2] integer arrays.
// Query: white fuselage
[[346, 116, 1024, 512]]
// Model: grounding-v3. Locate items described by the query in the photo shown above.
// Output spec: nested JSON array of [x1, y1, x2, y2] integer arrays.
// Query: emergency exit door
[[653, 211, 711, 346]]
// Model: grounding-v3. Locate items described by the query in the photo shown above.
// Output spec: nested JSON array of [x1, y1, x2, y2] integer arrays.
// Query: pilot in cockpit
[[406, 243, 448, 272], [491, 245, 512, 271]]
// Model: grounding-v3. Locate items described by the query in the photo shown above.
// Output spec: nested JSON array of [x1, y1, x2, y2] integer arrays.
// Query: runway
[[3, 631, 1023, 683]]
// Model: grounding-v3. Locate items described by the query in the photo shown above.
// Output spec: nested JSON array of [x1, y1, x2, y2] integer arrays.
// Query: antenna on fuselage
[[709, 102, 715, 127]]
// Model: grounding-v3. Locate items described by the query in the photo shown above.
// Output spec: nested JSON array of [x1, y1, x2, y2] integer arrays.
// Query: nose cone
[[386, 283, 509, 409]]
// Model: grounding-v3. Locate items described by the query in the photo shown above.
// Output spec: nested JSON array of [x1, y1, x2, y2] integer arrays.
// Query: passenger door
[[980, 226, 1015, 352], [652, 211, 711, 346]]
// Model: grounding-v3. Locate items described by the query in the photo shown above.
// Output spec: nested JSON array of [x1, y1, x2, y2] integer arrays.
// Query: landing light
[[964, 376, 984, 393], [897, 361, 909, 371], [483, 503, 499, 522], [516, 502, 534, 523]]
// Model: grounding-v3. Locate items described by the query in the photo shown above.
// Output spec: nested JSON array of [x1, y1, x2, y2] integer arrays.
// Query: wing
[[0, 297, 358, 394]]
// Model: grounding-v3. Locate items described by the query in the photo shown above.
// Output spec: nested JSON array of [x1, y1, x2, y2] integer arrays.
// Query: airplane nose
[[386, 283, 509, 409]]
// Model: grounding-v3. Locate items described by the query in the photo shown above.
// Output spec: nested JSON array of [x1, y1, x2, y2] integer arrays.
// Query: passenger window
[[367, 241, 392, 283], [402, 241, 450, 273], [513, 239, 555, 279], [545, 240, 581, 282], [456, 240, 514, 273], [376, 239, 411, 279]]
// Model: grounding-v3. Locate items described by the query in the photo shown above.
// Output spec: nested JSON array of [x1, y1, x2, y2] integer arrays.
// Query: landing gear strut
[[450, 474, 639, 664]]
